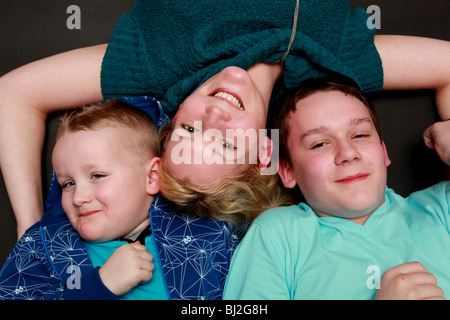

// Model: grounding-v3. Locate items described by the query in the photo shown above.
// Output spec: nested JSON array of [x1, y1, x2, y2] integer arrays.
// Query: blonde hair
[[57, 99, 160, 163], [158, 122, 293, 224]]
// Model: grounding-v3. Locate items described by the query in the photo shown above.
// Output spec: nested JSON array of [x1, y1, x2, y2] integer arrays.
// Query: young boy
[[0, 98, 242, 300], [223, 78, 450, 300], [0, 100, 160, 299]]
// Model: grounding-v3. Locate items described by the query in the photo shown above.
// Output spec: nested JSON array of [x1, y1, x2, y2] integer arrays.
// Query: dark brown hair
[[272, 77, 382, 167]]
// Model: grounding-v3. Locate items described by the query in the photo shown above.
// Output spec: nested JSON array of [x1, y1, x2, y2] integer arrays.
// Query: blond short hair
[[56, 99, 160, 164]]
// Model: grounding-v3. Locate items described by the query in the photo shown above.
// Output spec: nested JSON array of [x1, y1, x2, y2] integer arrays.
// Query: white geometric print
[[150, 198, 242, 300]]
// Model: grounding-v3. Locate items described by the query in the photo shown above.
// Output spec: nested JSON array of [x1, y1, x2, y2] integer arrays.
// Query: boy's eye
[[312, 142, 326, 149], [62, 181, 75, 189], [354, 133, 370, 139], [91, 174, 105, 180]]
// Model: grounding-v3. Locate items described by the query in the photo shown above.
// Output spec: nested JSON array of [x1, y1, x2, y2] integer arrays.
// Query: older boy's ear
[[277, 159, 297, 189], [146, 157, 160, 195], [382, 142, 391, 167], [259, 136, 273, 172]]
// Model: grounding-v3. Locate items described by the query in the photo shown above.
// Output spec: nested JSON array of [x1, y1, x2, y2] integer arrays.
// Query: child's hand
[[375, 261, 445, 300], [99, 242, 154, 296]]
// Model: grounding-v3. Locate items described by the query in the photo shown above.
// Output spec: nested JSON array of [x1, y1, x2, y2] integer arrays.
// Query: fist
[[99, 242, 154, 296], [423, 120, 450, 166], [375, 261, 445, 300]]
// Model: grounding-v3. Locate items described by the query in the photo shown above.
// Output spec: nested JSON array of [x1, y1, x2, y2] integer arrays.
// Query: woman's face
[[164, 65, 275, 186]]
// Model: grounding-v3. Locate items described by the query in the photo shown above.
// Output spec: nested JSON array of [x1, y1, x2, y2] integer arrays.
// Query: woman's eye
[[182, 124, 195, 133], [222, 140, 235, 150]]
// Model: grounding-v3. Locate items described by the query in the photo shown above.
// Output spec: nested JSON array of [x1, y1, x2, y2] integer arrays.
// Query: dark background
[[0, 0, 449, 264]]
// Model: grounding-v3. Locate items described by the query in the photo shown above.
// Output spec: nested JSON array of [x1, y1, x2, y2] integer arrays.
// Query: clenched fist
[[99, 242, 154, 296], [375, 261, 445, 300]]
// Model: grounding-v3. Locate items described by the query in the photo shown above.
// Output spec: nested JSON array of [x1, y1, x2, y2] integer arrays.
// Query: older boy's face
[[279, 91, 391, 224], [52, 127, 153, 242]]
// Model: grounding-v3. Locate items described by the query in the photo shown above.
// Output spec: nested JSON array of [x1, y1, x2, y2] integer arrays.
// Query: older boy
[[223, 78, 450, 300]]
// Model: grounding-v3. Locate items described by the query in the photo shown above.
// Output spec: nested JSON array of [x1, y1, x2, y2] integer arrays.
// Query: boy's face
[[52, 127, 155, 242], [279, 91, 391, 224]]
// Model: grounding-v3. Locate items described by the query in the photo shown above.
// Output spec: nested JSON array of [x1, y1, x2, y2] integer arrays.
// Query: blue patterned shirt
[[0, 197, 242, 300]]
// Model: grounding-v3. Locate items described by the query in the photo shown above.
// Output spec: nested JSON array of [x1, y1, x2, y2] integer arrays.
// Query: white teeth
[[213, 92, 243, 110]]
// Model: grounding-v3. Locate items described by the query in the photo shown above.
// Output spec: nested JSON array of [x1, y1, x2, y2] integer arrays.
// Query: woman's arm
[[375, 35, 450, 165], [375, 35, 450, 119], [0, 44, 106, 238]]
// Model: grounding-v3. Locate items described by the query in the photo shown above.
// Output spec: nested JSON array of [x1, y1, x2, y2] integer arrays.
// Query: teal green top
[[101, 0, 383, 113], [223, 182, 450, 300], [85, 233, 169, 300]]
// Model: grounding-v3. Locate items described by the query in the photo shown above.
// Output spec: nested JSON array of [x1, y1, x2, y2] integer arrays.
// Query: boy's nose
[[72, 185, 92, 207], [334, 140, 361, 165]]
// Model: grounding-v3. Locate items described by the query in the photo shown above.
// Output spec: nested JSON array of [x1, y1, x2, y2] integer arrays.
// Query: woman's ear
[[277, 158, 297, 189], [146, 157, 160, 195], [258, 136, 273, 172]]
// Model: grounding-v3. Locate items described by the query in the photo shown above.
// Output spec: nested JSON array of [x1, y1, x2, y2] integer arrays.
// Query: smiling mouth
[[79, 210, 101, 218], [335, 174, 369, 184], [212, 91, 244, 110]]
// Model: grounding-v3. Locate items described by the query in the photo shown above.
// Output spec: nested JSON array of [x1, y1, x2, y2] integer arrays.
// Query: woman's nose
[[204, 105, 232, 127]]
